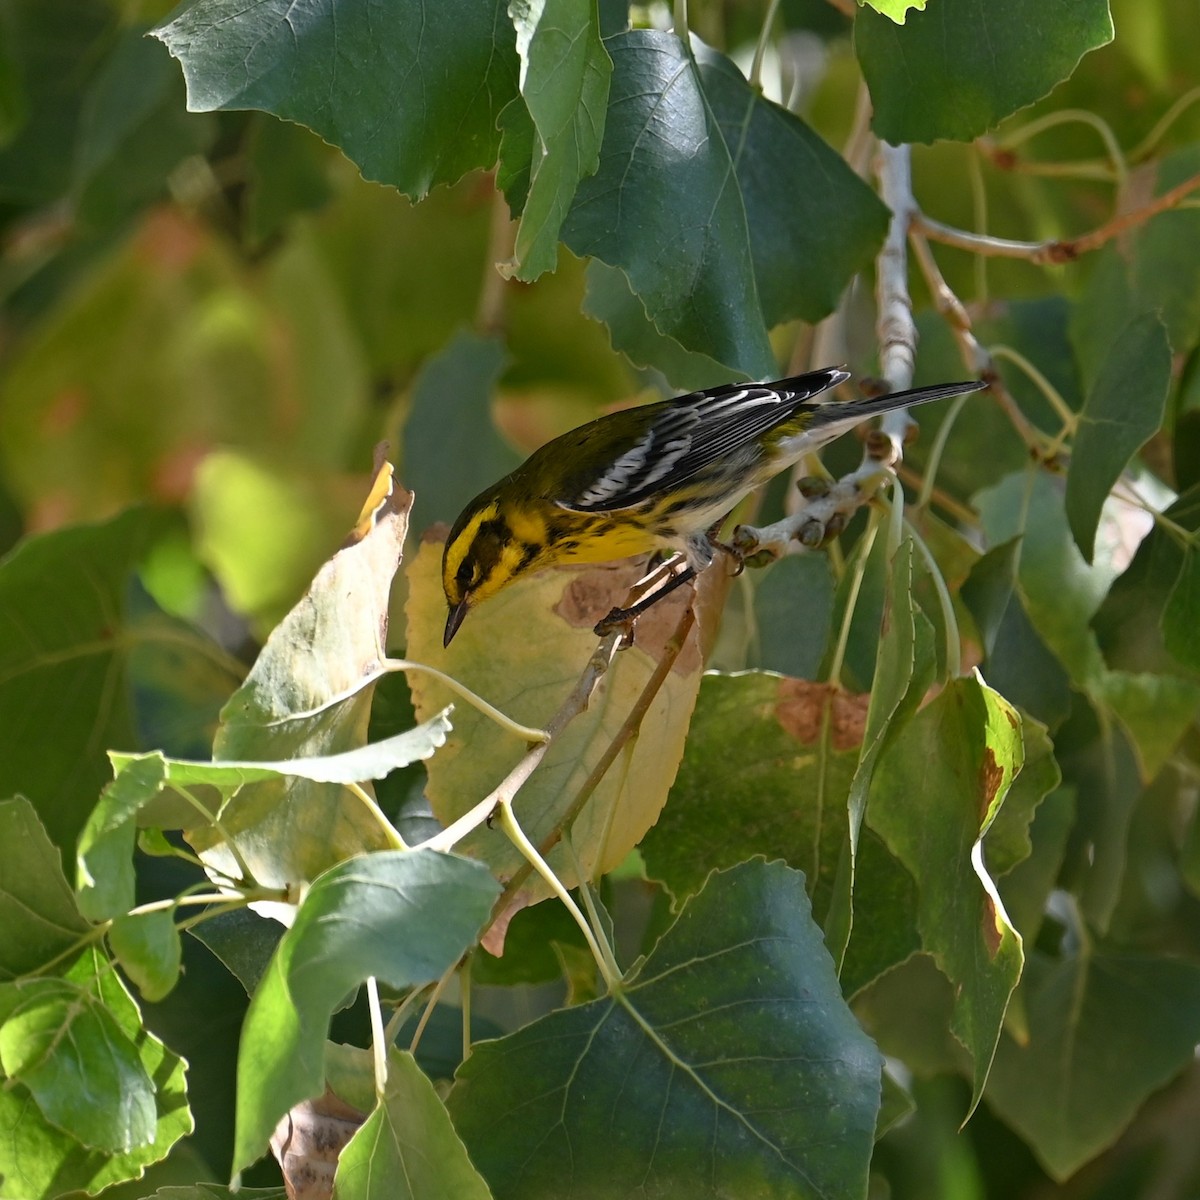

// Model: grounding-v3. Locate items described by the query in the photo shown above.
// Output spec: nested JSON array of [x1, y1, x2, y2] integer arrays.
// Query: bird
[[441, 367, 985, 646]]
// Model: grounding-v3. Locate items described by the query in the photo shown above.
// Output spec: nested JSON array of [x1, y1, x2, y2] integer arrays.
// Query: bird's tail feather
[[807, 378, 987, 430]]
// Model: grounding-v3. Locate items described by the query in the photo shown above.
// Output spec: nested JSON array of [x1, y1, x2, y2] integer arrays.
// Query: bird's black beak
[[444, 598, 470, 647]]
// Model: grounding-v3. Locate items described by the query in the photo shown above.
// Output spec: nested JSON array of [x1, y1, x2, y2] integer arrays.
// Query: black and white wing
[[560, 366, 850, 513]]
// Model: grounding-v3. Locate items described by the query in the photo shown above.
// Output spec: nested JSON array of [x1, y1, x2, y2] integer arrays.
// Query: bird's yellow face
[[442, 496, 544, 646]]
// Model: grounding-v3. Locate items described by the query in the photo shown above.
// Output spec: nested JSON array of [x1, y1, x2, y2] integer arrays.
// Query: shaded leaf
[[448, 861, 882, 1200], [1066, 313, 1171, 563], [857, 0, 1113, 144], [1163, 546, 1200, 670], [154, 0, 519, 200], [581, 260, 738, 391], [562, 31, 774, 377], [233, 849, 498, 1175], [986, 952, 1200, 1181], [827, 538, 936, 967], [747, 551, 837, 680], [335, 1050, 491, 1200], [403, 330, 518, 531], [868, 675, 1025, 1111], [0, 508, 214, 860], [641, 671, 866, 925], [187, 907, 284, 997], [0, 798, 91, 981]]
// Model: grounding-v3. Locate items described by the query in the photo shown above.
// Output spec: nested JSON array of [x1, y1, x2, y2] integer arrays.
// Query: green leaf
[[77, 754, 168, 922], [504, 0, 612, 281], [0, 798, 91, 981], [0, 0, 113, 203], [0, 948, 190, 1199], [692, 42, 890, 328], [109, 911, 183, 1004], [857, 0, 1113, 144], [70, 29, 215, 231], [986, 952, 1200, 1180], [563, 31, 887, 376], [334, 1049, 492, 1200], [448, 861, 882, 1200], [827, 538, 936, 967], [403, 330, 518, 530], [186, 907, 284, 997], [961, 537, 1021, 660], [1053, 701, 1142, 932], [153, 0, 519, 200], [562, 31, 774, 377], [1092, 481, 1200, 679], [133, 1189, 287, 1200], [998, 787, 1076, 945], [1163, 546, 1200, 670], [581, 260, 738, 391], [746, 553, 838, 680], [0, 978, 156, 1152], [1066, 313, 1171, 563], [0, 508, 203, 860], [983, 712, 1061, 879], [232, 849, 499, 1175], [640, 672, 865, 925], [868, 675, 1025, 1111], [1071, 147, 1200, 386], [861, 0, 928, 21]]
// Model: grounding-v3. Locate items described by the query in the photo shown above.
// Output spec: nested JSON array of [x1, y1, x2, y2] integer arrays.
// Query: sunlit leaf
[[334, 1050, 491, 1200], [406, 540, 722, 901], [188, 472, 415, 893], [109, 910, 183, 1004], [0, 798, 91, 981], [0, 948, 190, 1200], [232, 849, 498, 1175], [503, 0, 612, 281]]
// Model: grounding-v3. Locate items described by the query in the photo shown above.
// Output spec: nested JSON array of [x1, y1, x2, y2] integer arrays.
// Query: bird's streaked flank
[[442, 367, 985, 645]]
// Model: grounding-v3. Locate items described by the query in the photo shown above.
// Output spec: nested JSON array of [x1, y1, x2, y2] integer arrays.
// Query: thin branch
[[750, 0, 783, 92], [415, 632, 622, 854], [913, 170, 1200, 263]]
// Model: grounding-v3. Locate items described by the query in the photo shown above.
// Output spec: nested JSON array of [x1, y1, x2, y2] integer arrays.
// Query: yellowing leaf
[[405, 539, 723, 900]]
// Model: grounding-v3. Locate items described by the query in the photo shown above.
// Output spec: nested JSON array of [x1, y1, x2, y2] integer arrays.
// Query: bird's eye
[[457, 560, 476, 588]]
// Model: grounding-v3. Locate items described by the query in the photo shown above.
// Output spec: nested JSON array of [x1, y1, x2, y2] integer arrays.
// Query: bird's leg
[[705, 521, 746, 576], [594, 558, 697, 639]]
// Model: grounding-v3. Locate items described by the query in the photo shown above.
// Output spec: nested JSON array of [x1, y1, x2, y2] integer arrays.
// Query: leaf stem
[[345, 781, 407, 850], [497, 800, 622, 991], [174, 783, 256, 886], [749, 0, 782, 92], [904, 519, 962, 679], [988, 344, 1077, 434], [999, 108, 1127, 182], [827, 508, 881, 689], [409, 963, 457, 1057], [366, 977, 388, 1099], [914, 390, 973, 512], [382, 658, 548, 743]]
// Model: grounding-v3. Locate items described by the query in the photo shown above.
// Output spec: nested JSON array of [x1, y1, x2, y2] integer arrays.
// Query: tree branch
[[913, 170, 1200, 264]]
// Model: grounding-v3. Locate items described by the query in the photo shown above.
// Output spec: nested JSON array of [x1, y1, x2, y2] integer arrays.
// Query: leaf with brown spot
[[868, 672, 1026, 1115], [641, 671, 863, 923]]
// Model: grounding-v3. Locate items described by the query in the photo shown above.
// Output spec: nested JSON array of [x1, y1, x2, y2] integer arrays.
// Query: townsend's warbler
[[442, 366, 984, 644]]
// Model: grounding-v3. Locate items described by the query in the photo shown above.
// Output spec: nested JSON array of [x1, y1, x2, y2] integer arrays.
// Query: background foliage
[[1, 0, 1199, 1197]]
